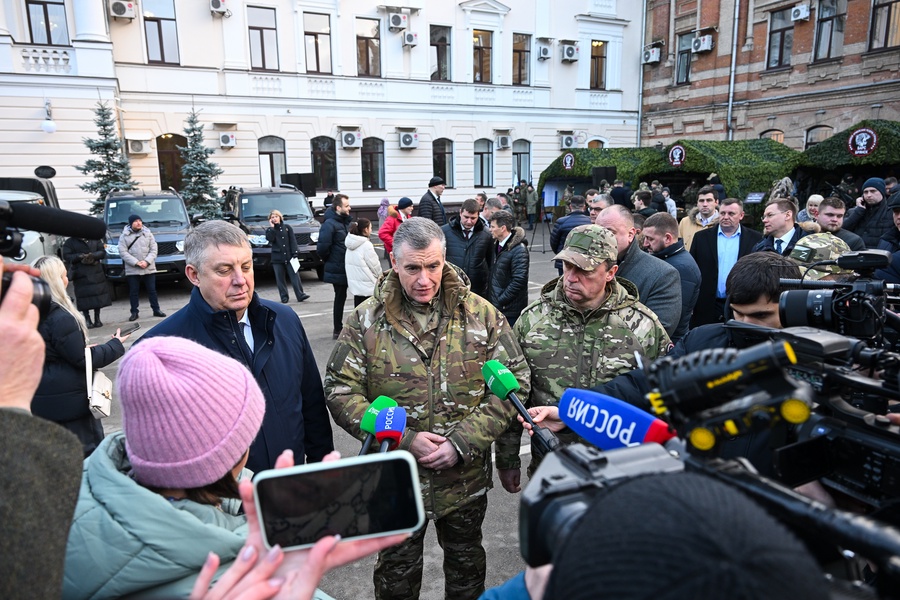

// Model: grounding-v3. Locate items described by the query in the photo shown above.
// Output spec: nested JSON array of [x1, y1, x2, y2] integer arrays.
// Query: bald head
[[596, 205, 636, 259]]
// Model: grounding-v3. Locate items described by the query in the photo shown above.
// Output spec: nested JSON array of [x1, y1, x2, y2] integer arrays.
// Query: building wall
[[0, 0, 645, 214], [640, 0, 900, 149]]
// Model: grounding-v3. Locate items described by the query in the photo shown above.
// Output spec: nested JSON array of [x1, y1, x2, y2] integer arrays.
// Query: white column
[[73, 0, 110, 42], [0, 0, 11, 37]]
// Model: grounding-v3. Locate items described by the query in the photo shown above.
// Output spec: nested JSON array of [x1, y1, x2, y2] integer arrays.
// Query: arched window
[[433, 138, 454, 188], [760, 129, 785, 143], [156, 133, 187, 191], [258, 136, 286, 187], [474, 139, 493, 187], [512, 140, 531, 185], [361, 137, 385, 190], [588, 139, 606, 149], [805, 125, 833, 149], [311, 136, 337, 190]]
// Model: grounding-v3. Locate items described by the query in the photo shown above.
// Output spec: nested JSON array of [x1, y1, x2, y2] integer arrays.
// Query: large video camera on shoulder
[[514, 330, 900, 597]]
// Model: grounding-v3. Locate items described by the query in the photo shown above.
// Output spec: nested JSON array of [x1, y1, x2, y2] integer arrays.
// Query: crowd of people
[[4, 168, 900, 600]]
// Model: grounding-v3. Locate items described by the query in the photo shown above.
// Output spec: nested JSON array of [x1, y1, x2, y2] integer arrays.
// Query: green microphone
[[482, 360, 560, 456], [359, 396, 398, 455]]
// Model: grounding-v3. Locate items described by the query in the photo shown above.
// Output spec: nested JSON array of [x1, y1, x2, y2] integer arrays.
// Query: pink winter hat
[[117, 336, 265, 488]]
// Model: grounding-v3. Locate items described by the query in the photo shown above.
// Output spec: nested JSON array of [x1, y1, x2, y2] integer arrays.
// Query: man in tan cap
[[495, 224, 671, 492], [788, 232, 854, 282]]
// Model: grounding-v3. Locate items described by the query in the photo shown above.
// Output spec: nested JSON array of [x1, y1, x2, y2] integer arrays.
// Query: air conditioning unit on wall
[[642, 48, 661, 64], [399, 131, 418, 149], [403, 32, 418, 47], [791, 4, 810, 20], [560, 42, 579, 62], [127, 139, 151, 155], [388, 13, 408, 31], [692, 34, 714, 53], [108, 0, 135, 19], [220, 133, 236, 148], [496, 135, 511, 149], [210, 0, 227, 15], [341, 131, 362, 149], [537, 42, 552, 60], [560, 135, 576, 150]]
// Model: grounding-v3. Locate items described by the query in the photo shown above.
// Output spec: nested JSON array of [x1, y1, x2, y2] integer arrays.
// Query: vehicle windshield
[[106, 197, 189, 228], [241, 192, 312, 221]]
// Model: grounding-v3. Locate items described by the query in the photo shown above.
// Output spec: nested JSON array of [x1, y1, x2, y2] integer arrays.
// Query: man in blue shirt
[[690, 198, 762, 327]]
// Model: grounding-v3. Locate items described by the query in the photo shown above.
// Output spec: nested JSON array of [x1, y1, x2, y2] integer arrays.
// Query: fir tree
[[75, 101, 139, 215], [178, 109, 224, 219]]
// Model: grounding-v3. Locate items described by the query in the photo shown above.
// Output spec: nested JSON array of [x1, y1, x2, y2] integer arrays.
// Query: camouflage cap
[[554, 224, 617, 271], [788, 233, 852, 280]]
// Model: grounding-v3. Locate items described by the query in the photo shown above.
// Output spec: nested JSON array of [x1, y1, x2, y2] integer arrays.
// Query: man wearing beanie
[[118, 214, 167, 321], [143, 221, 334, 474], [418, 176, 447, 225], [843, 177, 893, 248], [62, 337, 269, 599]]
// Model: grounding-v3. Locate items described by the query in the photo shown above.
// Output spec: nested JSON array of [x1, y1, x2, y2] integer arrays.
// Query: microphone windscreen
[[481, 360, 521, 399], [9, 202, 107, 239], [559, 388, 675, 451], [361, 396, 398, 435]]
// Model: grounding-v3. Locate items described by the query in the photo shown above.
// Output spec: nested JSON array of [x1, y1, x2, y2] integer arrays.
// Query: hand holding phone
[[117, 322, 141, 336], [253, 451, 424, 552]]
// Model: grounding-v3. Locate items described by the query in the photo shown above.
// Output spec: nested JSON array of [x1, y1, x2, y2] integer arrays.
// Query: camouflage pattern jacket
[[496, 277, 670, 470], [325, 263, 530, 520]]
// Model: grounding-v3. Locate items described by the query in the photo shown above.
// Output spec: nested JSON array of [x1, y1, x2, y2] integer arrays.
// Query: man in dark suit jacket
[[690, 198, 762, 327]]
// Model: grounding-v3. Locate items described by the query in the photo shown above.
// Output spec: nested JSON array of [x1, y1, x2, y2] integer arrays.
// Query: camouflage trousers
[[374, 494, 488, 600]]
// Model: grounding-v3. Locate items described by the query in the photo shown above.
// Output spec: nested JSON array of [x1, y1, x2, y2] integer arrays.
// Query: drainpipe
[[726, 0, 741, 140], [637, 0, 648, 147]]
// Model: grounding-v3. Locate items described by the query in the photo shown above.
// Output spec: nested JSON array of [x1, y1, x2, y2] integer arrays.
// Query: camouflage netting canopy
[[798, 119, 900, 172], [538, 139, 801, 202]]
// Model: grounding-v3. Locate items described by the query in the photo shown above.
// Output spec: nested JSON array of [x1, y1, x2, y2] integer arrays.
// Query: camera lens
[[1, 271, 51, 319], [779, 289, 832, 329]]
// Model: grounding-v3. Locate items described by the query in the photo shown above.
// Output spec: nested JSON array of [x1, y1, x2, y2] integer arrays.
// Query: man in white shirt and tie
[[752, 198, 810, 256]]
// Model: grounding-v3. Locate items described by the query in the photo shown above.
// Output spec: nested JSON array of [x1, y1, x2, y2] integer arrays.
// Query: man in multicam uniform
[[324, 217, 529, 600], [495, 224, 671, 493]]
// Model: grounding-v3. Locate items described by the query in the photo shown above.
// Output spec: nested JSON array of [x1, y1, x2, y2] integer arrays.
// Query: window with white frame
[[431, 26, 451, 81], [512, 34, 530, 85], [258, 136, 286, 187], [249, 7, 278, 71], [474, 139, 493, 187], [361, 138, 386, 191], [473, 30, 492, 83], [311, 136, 338, 190], [590, 40, 608, 90], [512, 140, 531, 185], [356, 18, 381, 77], [675, 33, 693, 85], [767, 9, 794, 69], [870, 0, 900, 50]]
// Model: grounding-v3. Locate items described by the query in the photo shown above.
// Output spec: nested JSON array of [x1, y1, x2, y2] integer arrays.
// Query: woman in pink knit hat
[[60, 336, 403, 600]]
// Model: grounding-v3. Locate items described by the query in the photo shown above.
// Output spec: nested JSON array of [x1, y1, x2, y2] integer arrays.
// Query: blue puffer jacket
[[316, 207, 351, 285], [142, 288, 334, 473], [62, 433, 248, 599]]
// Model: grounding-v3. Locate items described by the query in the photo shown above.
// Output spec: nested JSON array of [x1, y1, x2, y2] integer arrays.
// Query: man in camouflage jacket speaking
[[325, 217, 530, 600], [496, 225, 671, 492]]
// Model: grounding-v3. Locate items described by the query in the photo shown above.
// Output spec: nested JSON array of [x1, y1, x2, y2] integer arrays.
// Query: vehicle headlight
[[310, 231, 319, 243], [105, 244, 120, 256], [248, 235, 269, 247], [175, 240, 185, 252]]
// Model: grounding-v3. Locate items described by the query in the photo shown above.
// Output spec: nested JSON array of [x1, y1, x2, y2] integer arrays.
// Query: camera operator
[[0, 262, 84, 599], [479, 472, 828, 600]]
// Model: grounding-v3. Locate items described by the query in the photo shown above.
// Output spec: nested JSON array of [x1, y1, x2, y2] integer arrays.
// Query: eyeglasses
[[762, 210, 788, 220]]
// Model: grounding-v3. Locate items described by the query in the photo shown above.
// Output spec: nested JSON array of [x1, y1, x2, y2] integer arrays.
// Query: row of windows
[[761, 125, 835, 149], [23, 1, 612, 90], [673, 0, 898, 84], [155, 134, 533, 193]]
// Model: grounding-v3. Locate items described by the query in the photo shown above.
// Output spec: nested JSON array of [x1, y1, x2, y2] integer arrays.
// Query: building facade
[[0, 0, 645, 213], [640, 0, 900, 149]]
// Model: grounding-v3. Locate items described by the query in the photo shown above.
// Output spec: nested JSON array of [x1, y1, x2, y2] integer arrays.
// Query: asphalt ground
[[93, 226, 561, 599]]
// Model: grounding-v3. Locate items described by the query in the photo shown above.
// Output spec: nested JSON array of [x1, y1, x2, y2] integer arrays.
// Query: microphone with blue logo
[[558, 388, 676, 450], [358, 396, 398, 455], [375, 406, 408, 452]]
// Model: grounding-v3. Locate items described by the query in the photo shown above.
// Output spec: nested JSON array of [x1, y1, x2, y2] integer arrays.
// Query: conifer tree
[[75, 101, 138, 215], [178, 109, 223, 218]]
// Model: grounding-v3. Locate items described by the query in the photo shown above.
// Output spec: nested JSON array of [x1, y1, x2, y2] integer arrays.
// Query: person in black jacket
[[752, 198, 810, 256], [441, 198, 493, 298], [143, 221, 334, 472], [265, 210, 309, 304], [31, 256, 130, 456], [419, 176, 447, 225], [844, 177, 894, 248], [488, 210, 529, 325], [316, 194, 352, 338], [62, 237, 111, 328], [550, 195, 592, 275]]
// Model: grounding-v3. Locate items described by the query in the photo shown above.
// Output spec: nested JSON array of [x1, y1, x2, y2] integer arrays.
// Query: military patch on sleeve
[[500, 330, 523, 360], [328, 342, 352, 372]]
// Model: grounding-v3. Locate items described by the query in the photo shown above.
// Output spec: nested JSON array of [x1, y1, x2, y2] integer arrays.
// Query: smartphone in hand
[[118, 322, 141, 336], [253, 451, 425, 551]]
